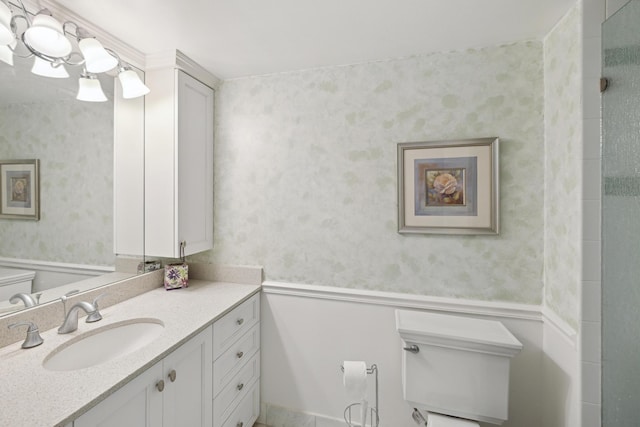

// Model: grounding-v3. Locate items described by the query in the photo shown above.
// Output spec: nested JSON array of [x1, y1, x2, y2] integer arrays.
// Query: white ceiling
[[56, 0, 575, 80]]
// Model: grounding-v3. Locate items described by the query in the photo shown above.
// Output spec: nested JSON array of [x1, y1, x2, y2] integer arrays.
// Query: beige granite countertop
[[0, 279, 261, 427]]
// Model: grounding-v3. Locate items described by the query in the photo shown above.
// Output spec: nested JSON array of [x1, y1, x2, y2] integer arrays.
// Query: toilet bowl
[[395, 309, 522, 425]]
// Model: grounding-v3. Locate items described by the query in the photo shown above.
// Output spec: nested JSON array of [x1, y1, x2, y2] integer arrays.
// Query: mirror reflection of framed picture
[[0, 159, 40, 221], [397, 138, 499, 235]]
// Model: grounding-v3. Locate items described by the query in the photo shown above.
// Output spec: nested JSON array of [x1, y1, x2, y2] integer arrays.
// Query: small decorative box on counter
[[164, 263, 188, 290]]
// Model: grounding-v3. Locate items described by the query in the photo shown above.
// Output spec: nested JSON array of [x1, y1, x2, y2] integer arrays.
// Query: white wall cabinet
[[73, 326, 213, 427], [144, 66, 215, 259]]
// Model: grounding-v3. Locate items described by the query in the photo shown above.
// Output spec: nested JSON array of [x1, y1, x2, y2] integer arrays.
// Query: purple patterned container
[[164, 263, 188, 290]]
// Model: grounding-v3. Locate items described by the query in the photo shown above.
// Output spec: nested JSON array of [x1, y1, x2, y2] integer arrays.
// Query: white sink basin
[[43, 318, 164, 371]]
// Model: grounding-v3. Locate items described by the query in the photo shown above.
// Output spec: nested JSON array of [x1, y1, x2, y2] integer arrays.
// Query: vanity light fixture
[[117, 65, 150, 99], [77, 30, 118, 74], [0, 0, 150, 101], [23, 9, 71, 58], [76, 69, 107, 102], [31, 55, 69, 78]]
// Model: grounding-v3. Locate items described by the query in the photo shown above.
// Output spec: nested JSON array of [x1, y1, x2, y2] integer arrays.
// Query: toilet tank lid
[[0, 268, 36, 287], [395, 309, 522, 356]]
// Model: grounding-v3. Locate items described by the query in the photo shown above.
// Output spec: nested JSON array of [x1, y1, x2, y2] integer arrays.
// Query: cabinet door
[[73, 361, 163, 427], [144, 67, 214, 259], [176, 70, 214, 257], [162, 326, 213, 427]]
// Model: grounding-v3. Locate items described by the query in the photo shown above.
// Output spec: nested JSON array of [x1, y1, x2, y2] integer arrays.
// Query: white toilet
[[395, 309, 523, 426]]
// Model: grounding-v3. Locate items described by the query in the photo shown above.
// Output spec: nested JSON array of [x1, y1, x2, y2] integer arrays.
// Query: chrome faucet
[[9, 293, 37, 308], [59, 289, 80, 315], [8, 321, 44, 348], [58, 301, 102, 334]]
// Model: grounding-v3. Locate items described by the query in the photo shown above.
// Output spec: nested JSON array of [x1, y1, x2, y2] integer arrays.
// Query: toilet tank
[[395, 309, 522, 425]]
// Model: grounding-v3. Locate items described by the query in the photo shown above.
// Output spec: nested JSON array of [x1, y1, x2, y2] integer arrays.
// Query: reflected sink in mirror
[[43, 319, 164, 371]]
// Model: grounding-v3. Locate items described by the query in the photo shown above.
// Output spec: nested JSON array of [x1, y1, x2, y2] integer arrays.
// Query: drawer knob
[[236, 351, 244, 359], [156, 380, 165, 392], [237, 383, 244, 391], [236, 422, 243, 427], [236, 318, 244, 326], [168, 369, 177, 382]]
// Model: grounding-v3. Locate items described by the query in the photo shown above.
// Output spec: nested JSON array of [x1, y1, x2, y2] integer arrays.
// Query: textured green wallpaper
[[544, 2, 582, 328], [194, 41, 546, 305], [0, 100, 114, 266]]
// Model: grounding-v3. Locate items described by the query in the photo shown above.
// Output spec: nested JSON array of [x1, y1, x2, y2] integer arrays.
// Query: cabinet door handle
[[236, 318, 244, 326], [237, 383, 244, 391], [168, 369, 177, 382], [403, 344, 420, 354], [236, 351, 244, 359], [156, 380, 165, 392]]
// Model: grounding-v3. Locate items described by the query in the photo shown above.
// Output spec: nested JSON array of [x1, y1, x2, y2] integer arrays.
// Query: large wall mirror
[[0, 7, 145, 317]]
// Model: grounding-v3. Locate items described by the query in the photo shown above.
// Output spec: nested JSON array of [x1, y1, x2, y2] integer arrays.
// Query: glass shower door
[[602, 1, 640, 424]]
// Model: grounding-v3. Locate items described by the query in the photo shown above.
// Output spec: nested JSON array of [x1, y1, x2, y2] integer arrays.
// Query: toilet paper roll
[[426, 412, 479, 427], [343, 360, 368, 401]]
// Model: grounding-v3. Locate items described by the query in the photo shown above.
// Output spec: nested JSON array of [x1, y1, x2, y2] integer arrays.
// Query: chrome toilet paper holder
[[340, 364, 379, 427]]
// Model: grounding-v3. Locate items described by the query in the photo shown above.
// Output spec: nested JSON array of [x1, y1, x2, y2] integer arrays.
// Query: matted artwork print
[[397, 138, 498, 235], [0, 159, 40, 220]]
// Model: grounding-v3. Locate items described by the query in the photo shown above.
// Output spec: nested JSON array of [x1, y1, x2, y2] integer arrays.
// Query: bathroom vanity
[[0, 279, 260, 427]]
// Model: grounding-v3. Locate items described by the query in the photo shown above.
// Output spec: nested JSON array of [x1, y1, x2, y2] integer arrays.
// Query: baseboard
[[259, 402, 345, 427]]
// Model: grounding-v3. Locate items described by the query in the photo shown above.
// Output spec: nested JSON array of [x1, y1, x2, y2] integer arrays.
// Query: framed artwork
[[397, 137, 499, 235], [0, 159, 40, 220]]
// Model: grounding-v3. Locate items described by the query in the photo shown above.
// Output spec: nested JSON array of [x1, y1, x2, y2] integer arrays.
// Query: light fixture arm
[[5, 13, 28, 57], [104, 46, 122, 66], [105, 47, 138, 74], [11, 0, 30, 26], [19, 29, 83, 66], [62, 19, 83, 40], [75, 26, 92, 41]]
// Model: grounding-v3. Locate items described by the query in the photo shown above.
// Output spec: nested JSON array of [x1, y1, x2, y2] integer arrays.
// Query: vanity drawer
[[213, 323, 260, 392], [213, 352, 260, 427], [220, 381, 260, 427], [213, 293, 260, 360]]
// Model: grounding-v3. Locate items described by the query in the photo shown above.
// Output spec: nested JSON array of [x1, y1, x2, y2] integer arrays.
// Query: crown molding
[[145, 49, 221, 89]]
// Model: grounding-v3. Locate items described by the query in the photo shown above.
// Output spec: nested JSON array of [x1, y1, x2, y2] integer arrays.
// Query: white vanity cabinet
[[144, 59, 215, 259], [213, 293, 261, 427], [70, 292, 261, 427], [74, 325, 213, 427]]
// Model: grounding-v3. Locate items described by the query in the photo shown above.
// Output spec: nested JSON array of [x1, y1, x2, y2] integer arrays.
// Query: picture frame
[[397, 137, 499, 235], [0, 159, 40, 221]]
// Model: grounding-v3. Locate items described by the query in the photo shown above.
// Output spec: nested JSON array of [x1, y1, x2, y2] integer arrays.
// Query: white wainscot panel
[[261, 282, 553, 427]]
